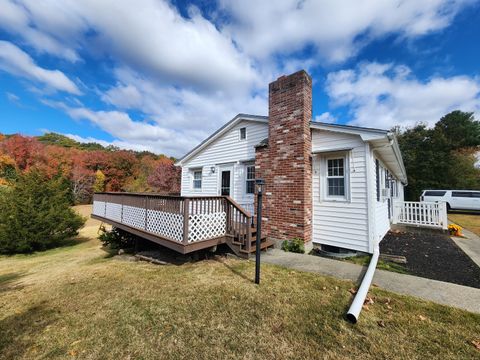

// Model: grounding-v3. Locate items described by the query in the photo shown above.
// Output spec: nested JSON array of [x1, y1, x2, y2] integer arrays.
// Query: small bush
[[0, 169, 85, 254], [281, 238, 305, 254], [99, 226, 136, 250]]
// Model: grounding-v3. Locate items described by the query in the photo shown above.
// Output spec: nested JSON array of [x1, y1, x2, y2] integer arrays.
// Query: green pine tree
[[0, 169, 85, 254]]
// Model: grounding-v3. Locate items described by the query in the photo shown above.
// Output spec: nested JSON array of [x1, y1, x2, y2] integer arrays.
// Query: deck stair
[[226, 221, 274, 259]]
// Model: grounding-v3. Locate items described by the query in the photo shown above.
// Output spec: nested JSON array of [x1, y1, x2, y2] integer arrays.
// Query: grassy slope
[[0, 207, 479, 359], [449, 213, 480, 236]]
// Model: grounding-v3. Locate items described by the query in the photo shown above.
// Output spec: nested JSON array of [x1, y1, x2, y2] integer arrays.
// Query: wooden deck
[[92, 192, 273, 258]]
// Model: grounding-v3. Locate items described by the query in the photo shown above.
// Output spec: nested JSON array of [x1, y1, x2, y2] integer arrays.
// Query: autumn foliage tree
[[0, 133, 176, 202], [147, 161, 181, 194], [0, 134, 41, 171]]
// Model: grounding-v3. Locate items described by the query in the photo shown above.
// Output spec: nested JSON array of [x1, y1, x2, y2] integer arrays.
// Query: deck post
[[144, 196, 149, 231], [183, 198, 190, 244], [225, 198, 231, 233], [121, 194, 124, 223]]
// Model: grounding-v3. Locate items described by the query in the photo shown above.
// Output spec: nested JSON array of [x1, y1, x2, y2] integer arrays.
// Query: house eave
[[310, 121, 388, 141], [370, 134, 408, 185]]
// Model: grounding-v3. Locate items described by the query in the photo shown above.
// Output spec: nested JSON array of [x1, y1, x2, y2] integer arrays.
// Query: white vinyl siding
[[371, 153, 403, 243], [180, 120, 268, 203], [312, 130, 369, 253]]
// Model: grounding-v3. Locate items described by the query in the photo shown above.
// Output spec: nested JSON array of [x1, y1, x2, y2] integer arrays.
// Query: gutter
[[387, 133, 408, 185], [346, 244, 380, 323]]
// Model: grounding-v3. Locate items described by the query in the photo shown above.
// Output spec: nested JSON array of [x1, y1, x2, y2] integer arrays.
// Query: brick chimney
[[255, 70, 312, 246]]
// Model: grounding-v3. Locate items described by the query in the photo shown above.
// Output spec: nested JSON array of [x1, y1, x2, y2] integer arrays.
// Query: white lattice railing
[[392, 200, 448, 230], [92, 193, 252, 248]]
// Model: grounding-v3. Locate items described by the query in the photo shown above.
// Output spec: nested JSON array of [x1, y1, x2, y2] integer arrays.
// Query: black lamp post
[[255, 178, 265, 285]]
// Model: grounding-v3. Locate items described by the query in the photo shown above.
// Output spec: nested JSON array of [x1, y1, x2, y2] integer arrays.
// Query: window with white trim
[[192, 170, 202, 189], [239, 127, 247, 140], [326, 157, 346, 198], [245, 165, 255, 194]]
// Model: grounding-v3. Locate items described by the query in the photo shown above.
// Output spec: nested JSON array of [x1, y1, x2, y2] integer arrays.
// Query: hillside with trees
[[0, 132, 181, 203], [396, 110, 480, 200]]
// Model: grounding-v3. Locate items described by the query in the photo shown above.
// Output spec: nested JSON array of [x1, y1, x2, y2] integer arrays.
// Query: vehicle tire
[[446, 203, 451, 212]]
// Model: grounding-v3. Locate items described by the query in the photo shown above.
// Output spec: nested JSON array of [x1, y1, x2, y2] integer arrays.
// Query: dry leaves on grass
[[471, 340, 480, 351], [364, 296, 375, 305], [348, 288, 357, 295], [418, 315, 428, 321]]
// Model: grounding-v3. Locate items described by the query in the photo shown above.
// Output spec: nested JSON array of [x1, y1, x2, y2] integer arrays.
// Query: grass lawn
[[1, 206, 479, 359], [449, 212, 480, 236], [342, 255, 409, 274]]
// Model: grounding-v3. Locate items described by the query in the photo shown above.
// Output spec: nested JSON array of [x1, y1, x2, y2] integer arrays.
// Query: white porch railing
[[392, 200, 448, 230]]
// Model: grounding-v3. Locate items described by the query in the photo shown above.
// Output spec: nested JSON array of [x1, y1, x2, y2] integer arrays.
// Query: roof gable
[[175, 114, 268, 166]]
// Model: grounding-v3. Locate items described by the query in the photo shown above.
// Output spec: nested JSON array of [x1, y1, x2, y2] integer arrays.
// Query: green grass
[[0, 206, 479, 359], [449, 212, 480, 236], [343, 255, 409, 274]]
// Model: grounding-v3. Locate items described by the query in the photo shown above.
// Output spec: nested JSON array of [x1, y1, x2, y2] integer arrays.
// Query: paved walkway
[[451, 228, 480, 268], [262, 249, 480, 314]]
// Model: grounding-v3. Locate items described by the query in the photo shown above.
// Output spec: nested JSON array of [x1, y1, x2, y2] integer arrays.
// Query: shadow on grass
[[215, 257, 255, 284], [0, 272, 27, 293], [58, 235, 92, 248], [0, 302, 58, 359]]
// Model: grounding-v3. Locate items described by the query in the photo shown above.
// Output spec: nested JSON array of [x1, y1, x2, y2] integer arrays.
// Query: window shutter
[[376, 159, 380, 201]]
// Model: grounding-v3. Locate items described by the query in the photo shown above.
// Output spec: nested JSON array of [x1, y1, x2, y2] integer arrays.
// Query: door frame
[[218, 165, 234, 197]]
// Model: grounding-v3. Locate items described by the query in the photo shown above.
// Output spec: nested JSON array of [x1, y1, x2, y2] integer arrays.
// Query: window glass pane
[[452, 191, 471, 198], [245, 165, 255, 194], [240, 127, 246, 140], [247, 166, 255, 179], [328, 178, 345, 196], [246, 181, 255, 194], [327, 158, 344, 177], [424, 191, 447, 197], [472, 192, 480, 198], [337, 158, 344, 176], [193, 170, 201, 189]]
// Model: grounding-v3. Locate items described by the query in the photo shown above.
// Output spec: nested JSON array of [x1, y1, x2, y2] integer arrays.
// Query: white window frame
[[245, 164, 255, 195], [191, 169, 202, 190], [239, 127, 247, 141], [321, 152, 350, 202]]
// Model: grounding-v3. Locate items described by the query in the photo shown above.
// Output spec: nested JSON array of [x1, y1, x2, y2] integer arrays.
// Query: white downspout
[[346, 244, 380, 323]]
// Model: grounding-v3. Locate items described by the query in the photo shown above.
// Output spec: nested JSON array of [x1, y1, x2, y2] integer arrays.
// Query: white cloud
[[0, 0, 81, 62], [41, 99, 216, 156], [6, 92, 20, 103], [101, 67, 267, 133], [314, 112, 336, 123], [219, 0, 475, 63], [0, 0, 261, 94], [64, 133, 154, 153], [325, 62, 480, 129], [0, 41, 81, 94]]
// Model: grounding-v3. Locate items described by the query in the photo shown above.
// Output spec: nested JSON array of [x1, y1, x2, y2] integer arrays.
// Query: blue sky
[[0, 0, 479, 157]]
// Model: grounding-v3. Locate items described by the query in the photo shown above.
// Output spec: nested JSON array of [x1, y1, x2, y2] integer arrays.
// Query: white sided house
[[176, 70, 410, 254]]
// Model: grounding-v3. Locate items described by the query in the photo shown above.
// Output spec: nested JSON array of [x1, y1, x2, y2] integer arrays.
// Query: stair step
[[239, 239, 274, 254]]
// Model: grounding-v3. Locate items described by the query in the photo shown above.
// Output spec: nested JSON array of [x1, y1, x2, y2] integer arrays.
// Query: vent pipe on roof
[[346, 244, 380, 323]]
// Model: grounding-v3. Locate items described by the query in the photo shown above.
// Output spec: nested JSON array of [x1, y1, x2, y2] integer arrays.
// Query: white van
[[420, 190, 480, 211]]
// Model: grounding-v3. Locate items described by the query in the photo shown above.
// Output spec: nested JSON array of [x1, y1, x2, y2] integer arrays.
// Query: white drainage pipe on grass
[[346, 245, 380, 323]]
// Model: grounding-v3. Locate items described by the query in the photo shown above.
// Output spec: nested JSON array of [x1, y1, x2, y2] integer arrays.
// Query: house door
[[220, 169, 232, 196]]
